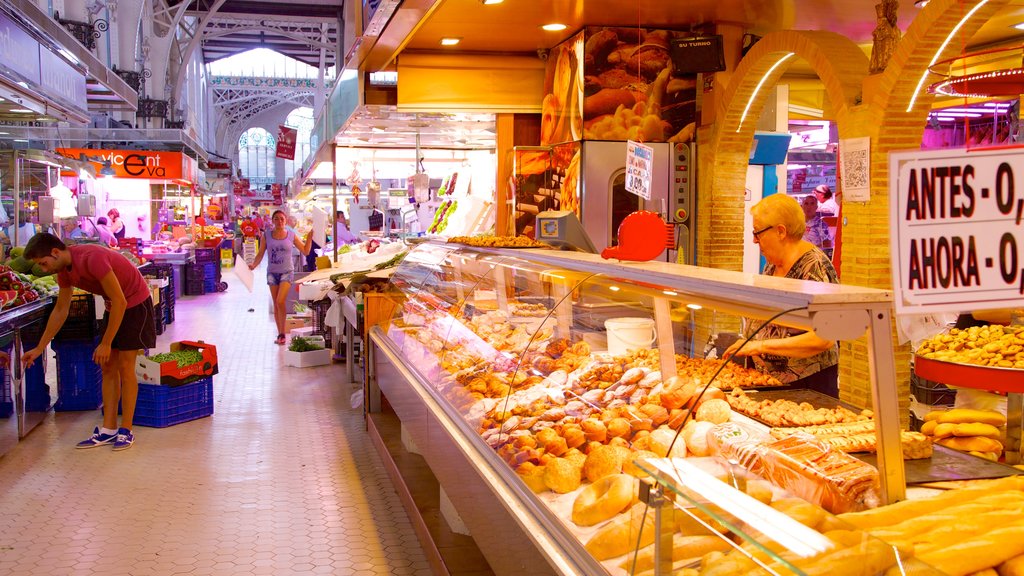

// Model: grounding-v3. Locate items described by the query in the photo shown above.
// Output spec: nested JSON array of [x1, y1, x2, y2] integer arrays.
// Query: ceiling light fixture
[[480, 0, 504, 4], [100, 160, 116, 177], [541, 23, 567, 32], [906, 0, 989, 112], [440, 37, 461, 46], [914, 0, 930, 6], [10, 108, 33, 113], [1015, 22, 1024, 30]]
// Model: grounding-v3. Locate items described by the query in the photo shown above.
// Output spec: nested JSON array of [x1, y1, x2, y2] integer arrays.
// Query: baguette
[[916, 521, 1024, 576], [934, 422, 957, 438], [925, 409, 948, 422], [584, 503, 660, 561], [938, 408, 1007, 427], [998, 553, 1024, 576], [921, 420, 938, 435], [954, 422, 1003, 439], [619, 534, 729, 572], [937, 436, 1004, 454], [838, 477, 1024, 529]]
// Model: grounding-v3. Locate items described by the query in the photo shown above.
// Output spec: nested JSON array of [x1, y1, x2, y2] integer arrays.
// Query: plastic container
[[52, 338, 102, 411], [910, 373, 956, 406], [194, 247, 219, 264], [133, 377, 214, 428], [604, 317, 656, 356], [310, 298, 334, 342], [52, 293, 99, 342]]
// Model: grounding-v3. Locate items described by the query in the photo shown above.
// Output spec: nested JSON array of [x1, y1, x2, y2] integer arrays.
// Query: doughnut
[[581, 418, 608, 443], [543, 456, 582, 493], [571, 473, 635, 526], [583, 444, 629, 482]]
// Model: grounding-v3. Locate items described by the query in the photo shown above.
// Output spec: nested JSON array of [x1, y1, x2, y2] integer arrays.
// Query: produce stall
[[365, 240, 924, 575]]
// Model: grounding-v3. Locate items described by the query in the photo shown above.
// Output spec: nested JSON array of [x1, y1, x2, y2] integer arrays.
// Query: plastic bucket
[[604, 317, 656, 355]]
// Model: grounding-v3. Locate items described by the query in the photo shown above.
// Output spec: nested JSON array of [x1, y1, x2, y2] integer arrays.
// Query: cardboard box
[[285, 317, 310, 332], [136, 341, 219, 386], [283, 348, 332, 368]]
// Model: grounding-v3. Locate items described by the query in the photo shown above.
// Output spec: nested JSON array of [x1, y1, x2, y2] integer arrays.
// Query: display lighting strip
[[737, 53, 795, 133], [929, 68, 1024, 98], [906, 0, 990, 113]]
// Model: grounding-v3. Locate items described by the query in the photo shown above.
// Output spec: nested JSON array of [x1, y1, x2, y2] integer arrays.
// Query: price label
[[890, 148, 1024, 314], [626, 141, 653, 200]]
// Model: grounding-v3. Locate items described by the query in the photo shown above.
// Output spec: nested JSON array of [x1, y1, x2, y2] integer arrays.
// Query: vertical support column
[[866, 306, 906, 504], [1006, 394, 1022, 465], [653, 298, 678, 380], [495, 114, 514, 236]]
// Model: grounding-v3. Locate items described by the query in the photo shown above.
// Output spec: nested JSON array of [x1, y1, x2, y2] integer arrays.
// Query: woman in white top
[[814, 185, 839, 216]]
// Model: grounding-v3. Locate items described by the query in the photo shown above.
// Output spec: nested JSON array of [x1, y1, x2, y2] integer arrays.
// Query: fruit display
[[919, 408, 1007, 462], [917, 324, 1024, 369], [0, 264, 41, 309]]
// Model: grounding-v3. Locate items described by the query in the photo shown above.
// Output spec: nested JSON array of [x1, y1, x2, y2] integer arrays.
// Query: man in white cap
[[814, 185, 839, 216]]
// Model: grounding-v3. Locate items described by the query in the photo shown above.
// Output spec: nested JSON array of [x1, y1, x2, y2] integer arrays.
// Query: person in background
[[107, 208, 126, 240], [21, 232, 156, 451], [800, 195, 832, 257], [95, 217, 118, 247], [813, 185, 839, 216], [248, 210, 313, 345], [7, 213, 37, 247], [61, 218, 87, 240], [724, 193, 840, 397], [335, 211, 359, 244]]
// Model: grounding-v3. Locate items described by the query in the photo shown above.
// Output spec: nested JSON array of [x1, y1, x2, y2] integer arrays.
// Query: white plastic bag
[[350, 390, 363, 409]]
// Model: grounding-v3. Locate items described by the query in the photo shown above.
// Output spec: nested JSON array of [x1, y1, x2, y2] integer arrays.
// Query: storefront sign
[[271, 183, 283, 205], [39, 45, 87, 110], [275, 125, 297, 160], [890, 147, 1024, 314], [0, 11, 40, 84], [626, 140, 653, 200], [56, 148, 198, 183]]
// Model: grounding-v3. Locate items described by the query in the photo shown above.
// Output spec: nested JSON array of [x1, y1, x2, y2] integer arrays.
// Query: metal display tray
[[740, 388, 1021, 485]]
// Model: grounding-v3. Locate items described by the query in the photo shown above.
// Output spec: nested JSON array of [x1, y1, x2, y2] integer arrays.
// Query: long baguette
[[838, 477, 1024, 529], [999, 553, 1024, 576], [870, 493, 1024, 543], [916, 522, 1024, 576]]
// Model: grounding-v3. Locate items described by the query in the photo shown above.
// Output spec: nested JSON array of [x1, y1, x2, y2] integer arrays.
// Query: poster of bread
[[540, 26, 701, 145]]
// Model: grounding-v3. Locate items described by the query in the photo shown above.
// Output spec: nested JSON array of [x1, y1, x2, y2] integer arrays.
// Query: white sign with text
[[626, 141, 653, 200], [890, 147, 1024, 314]]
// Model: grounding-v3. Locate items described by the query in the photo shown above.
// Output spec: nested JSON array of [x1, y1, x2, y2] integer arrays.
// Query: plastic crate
[[310, 298, 334, 342], [183, 277, 206, 296], [52, 338, 103, 411], [194, 248, 219, 264], [0, 343, 12, 417], [164, 299, 174, 325], [53, 293, 99, 342], [133, 377, 214, 428], [154, 302, 166, 335], [910, 373, 957, 406]]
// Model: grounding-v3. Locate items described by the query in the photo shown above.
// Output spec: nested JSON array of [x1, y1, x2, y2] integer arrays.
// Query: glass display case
[[367, 241, 907, 575]]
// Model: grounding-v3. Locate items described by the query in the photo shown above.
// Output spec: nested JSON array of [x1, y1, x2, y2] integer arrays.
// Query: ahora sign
[[57, 148, 197, 182]]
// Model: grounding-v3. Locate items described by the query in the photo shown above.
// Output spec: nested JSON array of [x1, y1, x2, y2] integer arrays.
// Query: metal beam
[[172, 0, 343, 20]]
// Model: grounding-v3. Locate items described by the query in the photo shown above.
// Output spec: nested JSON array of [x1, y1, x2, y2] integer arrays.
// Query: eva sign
[[626, 140, 653, 200], [890, 147, 1024, 314], [56, 148, 197, 182]]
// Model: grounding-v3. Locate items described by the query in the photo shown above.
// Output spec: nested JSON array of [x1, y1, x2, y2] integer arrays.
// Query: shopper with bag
[[249, 210, 313, 345], [21, 232, 156, 450]]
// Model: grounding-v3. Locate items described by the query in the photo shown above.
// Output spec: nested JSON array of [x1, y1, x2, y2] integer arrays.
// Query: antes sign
[[57, 148, 198, 182], [890, 147, 1024, 314]]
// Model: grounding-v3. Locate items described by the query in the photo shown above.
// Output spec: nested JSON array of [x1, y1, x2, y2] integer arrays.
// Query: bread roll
[[619, 534, 730, 573], [937, 436, 1003, 454], [938, 408, 1007, 427], [584, 503, 657, 560], [921, 420, 938, 435], [924, 409, 948, 422], [682, 421, 714, 457], [954, 422, 1003, 439], [998, 553, 1024, 576], [696, 398, 731, 424], [933, 422, 957, 438]]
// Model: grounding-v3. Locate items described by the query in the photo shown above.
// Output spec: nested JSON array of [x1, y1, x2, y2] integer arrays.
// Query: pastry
[[696, 398, 731, 424], [543, 456, 582, 493], [622, 450, 658, 478], [516, 462, 547, 494], [571, 473, 635, 526], [581, 418, 607, 443], [583, 444, 629, 483]]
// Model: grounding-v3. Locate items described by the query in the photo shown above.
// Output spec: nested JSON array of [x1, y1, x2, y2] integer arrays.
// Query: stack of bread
[[919, 408, 1007, 462], [838, 476, 1024, 576], [769, 421, 933, 460]]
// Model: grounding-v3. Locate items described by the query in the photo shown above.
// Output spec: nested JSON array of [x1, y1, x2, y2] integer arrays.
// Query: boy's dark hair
[[24, 233, 66, 260]]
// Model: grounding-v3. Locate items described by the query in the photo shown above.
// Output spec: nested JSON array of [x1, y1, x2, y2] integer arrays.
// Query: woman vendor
[[724, 194, 840, 397]]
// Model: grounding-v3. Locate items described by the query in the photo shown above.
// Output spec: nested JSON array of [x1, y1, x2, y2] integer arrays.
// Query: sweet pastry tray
[[744, 388, 1021, 485], [914, 355, 1024, 393]]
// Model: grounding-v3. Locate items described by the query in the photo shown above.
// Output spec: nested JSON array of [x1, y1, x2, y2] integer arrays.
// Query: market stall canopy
[[333, 105, 496, 149]]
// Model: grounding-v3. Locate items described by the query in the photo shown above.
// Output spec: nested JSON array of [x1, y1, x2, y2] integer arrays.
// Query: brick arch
[[700, 31, 868, 271]]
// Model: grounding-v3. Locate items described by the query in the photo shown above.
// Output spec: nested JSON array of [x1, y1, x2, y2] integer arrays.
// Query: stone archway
[[700, 30, 868, 272]]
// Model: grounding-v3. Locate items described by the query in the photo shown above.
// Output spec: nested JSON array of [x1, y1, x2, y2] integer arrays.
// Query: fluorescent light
[[541, 23, 567, 31], [440, 37, 461, 46], [935, 112, 982, 118], [481, 0, 504, 4], [13, 139, 27, 142], [663, 290, 678, 296], [10, 108, 33, 113], [0, 132, 8, 135], [906, 0, 989, 112], [687, 303, 702, 310], [738, 53, 795, 132], [609, 286, 621, 292], [1014, 22, 1024, 30]]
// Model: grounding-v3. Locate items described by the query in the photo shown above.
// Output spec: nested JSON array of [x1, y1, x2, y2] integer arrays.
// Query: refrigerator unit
[[579, 141, 695, 264]]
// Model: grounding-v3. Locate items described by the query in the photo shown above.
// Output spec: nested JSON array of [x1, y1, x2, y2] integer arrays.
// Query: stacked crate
[[49, 295, 103, 411]]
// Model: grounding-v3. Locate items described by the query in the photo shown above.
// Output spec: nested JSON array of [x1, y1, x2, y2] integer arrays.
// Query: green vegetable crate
[[135, 341, 218, 387]]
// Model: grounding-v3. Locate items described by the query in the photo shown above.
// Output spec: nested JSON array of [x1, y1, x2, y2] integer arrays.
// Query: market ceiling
[[168, 0, 344, 68], [372, 0, 1024, 69]]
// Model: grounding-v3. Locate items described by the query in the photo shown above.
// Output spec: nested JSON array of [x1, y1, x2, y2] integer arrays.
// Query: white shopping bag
[[311, 206, 328, 248], [234, 255, 254, 292]]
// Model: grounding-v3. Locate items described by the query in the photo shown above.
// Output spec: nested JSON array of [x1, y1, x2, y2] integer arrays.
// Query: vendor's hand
[[248, 262, 256, 271], [724, 339, 762, 359], [21, 347, 43, 369], [93, 342, 112, 366]]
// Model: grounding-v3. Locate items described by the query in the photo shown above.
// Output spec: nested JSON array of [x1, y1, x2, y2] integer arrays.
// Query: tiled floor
[[0, 266, 431, 576]]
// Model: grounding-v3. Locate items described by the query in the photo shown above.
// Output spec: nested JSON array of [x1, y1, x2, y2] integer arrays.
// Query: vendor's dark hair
[[24, 233, 66, 259], [96, 216, 108, 225]]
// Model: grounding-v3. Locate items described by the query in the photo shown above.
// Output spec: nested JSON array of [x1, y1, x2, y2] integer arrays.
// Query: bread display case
[[366, 241, 909, 575]]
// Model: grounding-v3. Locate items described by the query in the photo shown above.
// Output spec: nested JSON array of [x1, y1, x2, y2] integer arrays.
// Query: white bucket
[[605, 317, 656, 356]]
